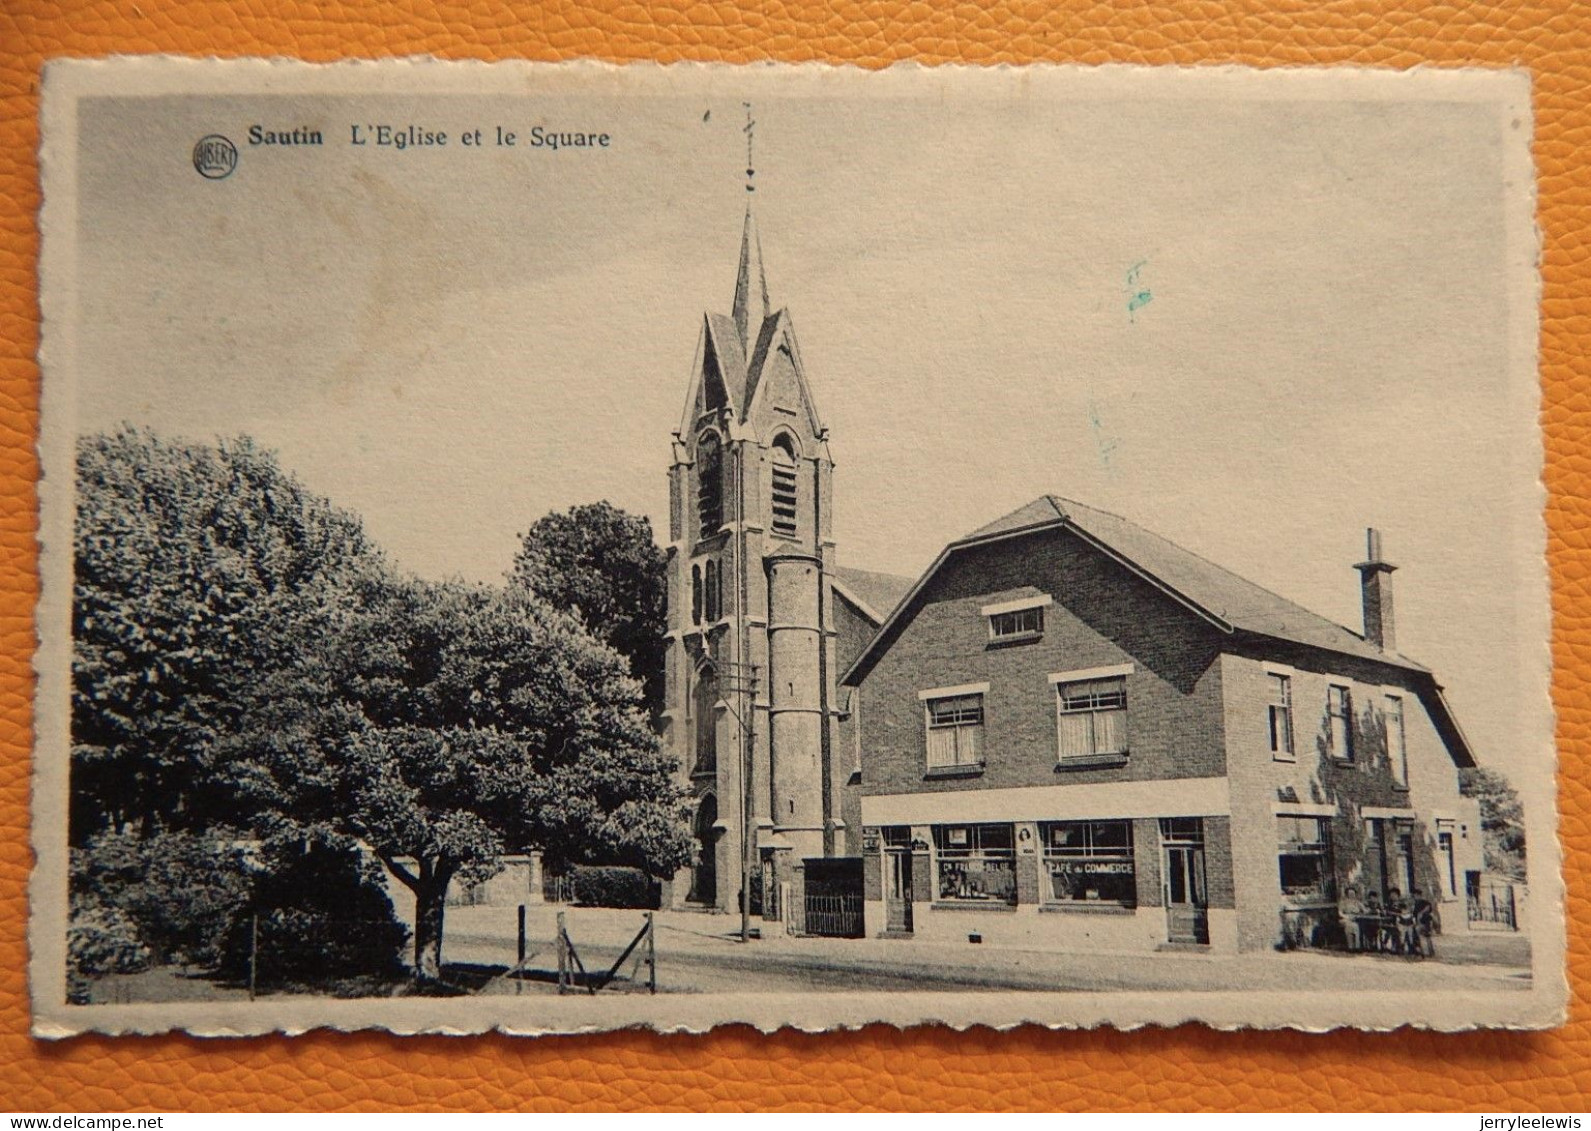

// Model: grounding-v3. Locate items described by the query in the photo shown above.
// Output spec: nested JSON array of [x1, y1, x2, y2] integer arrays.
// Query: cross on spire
[[732, 101, 769, 346], [744, 102, 756, 194]]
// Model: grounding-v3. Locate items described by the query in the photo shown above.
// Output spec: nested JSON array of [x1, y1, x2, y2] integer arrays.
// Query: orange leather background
[[2, 0, 1587, 1113]]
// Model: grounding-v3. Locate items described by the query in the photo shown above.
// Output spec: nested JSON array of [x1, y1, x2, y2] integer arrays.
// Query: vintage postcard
[[32, 58, 1561, 1036]]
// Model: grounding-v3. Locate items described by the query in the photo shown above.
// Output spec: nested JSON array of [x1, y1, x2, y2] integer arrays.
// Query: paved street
[[434, 904, 1533, 997]]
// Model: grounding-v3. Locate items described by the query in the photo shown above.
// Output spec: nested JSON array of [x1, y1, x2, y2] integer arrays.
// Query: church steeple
[[731, 104, 768, 348]]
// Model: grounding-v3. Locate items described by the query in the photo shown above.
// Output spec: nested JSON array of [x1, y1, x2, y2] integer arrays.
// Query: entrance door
[[690, 795, 717, 905], [1161, 818, 1209, 945], [884, 850, 914, 933]]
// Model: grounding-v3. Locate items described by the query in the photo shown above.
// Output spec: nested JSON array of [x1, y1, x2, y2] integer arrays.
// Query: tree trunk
[[412, 882, 447, 982]]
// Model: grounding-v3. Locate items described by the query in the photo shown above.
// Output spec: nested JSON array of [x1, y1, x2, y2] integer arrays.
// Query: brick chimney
[[1354, 527, 1397, 652]]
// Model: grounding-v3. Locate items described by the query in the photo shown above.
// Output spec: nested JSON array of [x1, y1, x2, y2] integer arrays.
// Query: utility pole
[[701, 654, 759, 943]]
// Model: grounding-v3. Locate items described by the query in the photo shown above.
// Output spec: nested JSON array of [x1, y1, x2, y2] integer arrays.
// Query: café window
[[1385, 695, 1408, 786], [1056, 677, 1128, 759], [1327, 685, 1354, 762], [924, 692, 985, 770], [1268, 673, 1294, 759], [1041, 820, 1137, 908], [1278, 814, 1336, 904], [933, 823, 1016, 904]]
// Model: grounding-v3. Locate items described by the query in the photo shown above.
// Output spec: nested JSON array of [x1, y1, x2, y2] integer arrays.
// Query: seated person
[[1385, 888, 1408, 954], [1364, 890, 1385, 951]]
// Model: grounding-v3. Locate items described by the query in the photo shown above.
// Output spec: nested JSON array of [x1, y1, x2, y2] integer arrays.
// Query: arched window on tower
[[697, 432, 724, 537], [691, 564, 703, 625], [771, 433, 799, 540], [694, 663, 718, 774], [704, 560, 720, 622]]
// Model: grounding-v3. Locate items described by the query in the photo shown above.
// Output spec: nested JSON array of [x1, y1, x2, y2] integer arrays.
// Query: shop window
[[925, 692, 984, 770], [1278, 815, 1336, 905], [1385, 695, 1408, 786], [770, 434, 798, 540], [1327, 685, 1354, 762], [1268, 673, 1294, 759], [1056, 677, 1128, 760], [1041, 820, 1137, 908], [933, 823, 1015, 904], [697, 432, 723, 537]]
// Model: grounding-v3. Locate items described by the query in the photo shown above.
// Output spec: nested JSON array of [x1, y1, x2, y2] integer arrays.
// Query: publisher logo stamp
[[192, 134, 238, 180]]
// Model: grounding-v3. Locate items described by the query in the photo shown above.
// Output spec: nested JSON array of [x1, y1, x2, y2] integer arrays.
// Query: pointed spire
[[732, 205, 769, 347], [732, 103, 769, 347]]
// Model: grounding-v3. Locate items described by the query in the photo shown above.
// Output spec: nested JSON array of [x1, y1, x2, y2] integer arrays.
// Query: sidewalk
[[433, 903, 1534, 997]]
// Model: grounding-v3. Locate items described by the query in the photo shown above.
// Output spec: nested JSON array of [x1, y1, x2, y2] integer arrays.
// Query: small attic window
[[981, 594, 1052, 645], [770, 433, 799, 540]]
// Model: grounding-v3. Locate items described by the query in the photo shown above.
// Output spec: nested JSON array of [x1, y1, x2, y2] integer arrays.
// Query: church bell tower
[[662, 117, 842, 922]]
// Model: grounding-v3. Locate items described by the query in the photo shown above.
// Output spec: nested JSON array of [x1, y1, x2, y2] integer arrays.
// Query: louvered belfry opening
[[771, 434, 798, 540]]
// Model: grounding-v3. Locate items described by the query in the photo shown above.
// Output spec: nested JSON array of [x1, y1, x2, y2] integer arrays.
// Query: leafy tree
[[509, 502, 668, 722], [70, 827, 252, 968], [72, 427, 381, 842], [232, 577, 693, 980], [218, 831, 409, 992], [1459, 765, 1527, 881]]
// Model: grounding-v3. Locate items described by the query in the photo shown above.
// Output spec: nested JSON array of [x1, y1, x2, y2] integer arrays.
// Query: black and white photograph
[[32, 59, 1559, 1035]]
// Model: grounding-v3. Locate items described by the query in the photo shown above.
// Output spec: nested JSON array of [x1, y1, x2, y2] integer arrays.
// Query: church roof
[[832, 565, 915, 624]]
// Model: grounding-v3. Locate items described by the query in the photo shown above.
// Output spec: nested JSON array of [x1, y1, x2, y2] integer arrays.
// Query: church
[[659, 194, 912, 929], [661, 197, 1488, 954]]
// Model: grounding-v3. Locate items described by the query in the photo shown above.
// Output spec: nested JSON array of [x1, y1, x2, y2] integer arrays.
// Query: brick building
[[837, 497, 1485, 953]]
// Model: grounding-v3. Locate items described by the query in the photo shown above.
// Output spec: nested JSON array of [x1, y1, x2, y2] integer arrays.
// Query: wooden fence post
[[516, 904, 527, 996], [646, 911, 656, 995], [556, 910, 567, 995], [247, 911, 258, 1002]]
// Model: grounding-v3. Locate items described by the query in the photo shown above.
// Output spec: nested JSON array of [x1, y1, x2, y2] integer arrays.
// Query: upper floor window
[[933, 823, 1015, 904], [691, 564, 703, 624], [1327, 685, 1354, 762], [770, 434, 798, 540], [1385, 694, 1408, 786], [1056, 676, 1128, 760], [1268, 673, 1294, 760], [923, 689, 985, 771], [697, 432, 723, 537]]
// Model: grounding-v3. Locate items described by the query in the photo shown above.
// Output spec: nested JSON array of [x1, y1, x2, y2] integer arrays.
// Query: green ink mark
[[1126, 260, 1152, 321], [1088, 397, 1120, 470]]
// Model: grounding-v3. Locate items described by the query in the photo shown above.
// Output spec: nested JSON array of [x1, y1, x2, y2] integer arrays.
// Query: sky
[[64, 66, 1543, 773]]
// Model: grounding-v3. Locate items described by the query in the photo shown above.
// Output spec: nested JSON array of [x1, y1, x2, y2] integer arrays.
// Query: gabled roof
[[970, 495, 1429, 671], [832, 565, 915, 625], [840, 494, 1474, 765]]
